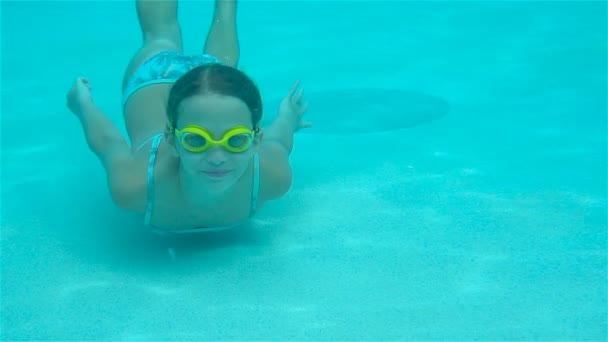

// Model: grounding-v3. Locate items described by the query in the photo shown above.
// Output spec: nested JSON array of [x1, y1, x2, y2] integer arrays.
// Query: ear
[[254, 130, 264, 145], [164, 130, 180, 157]]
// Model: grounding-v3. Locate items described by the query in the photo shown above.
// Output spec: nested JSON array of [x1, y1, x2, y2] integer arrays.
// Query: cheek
[[178, 151, 203, 169], [225, 150, 252, 172], [232, 152, 252, 168]]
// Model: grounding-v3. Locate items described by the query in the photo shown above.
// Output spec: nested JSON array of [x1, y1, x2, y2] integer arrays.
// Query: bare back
[[124, 84, 173, 151]]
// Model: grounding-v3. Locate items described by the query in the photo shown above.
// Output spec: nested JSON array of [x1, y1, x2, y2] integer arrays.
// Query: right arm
[[76, 101, 130, 163], [68, 78, 145, 211]]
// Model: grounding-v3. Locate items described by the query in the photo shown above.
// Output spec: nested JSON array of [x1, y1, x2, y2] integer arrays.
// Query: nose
[[205, 146, 227, 165]]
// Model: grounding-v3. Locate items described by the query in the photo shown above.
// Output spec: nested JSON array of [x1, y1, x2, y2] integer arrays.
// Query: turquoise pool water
[[1, 1, 606, 340]]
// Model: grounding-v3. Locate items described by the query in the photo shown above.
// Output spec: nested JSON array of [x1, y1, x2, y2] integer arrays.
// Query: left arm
[[258, 140, 293, 201], [257, 81, 311, 201], [262, 80, 311, 154]]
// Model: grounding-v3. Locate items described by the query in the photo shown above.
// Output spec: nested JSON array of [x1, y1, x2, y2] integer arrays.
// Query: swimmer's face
[[170, 94, 261, 193]]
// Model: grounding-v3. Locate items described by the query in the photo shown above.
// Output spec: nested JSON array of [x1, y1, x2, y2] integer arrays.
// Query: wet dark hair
[[166, 64, 263, 132]]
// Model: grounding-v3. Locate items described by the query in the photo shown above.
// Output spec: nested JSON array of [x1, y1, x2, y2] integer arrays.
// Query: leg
[[122, 0, 183, 89], [204, 0, 239, 68]]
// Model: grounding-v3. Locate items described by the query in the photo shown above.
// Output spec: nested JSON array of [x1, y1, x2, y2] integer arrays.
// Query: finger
[[299, 102, 309, 113], [80, 78, 92, 90], [293, 88, 304, 104], [287, 80, 300, 98]]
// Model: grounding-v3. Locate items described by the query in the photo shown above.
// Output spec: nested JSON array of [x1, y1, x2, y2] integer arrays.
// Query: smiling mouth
[[203, 170, 232, 178]]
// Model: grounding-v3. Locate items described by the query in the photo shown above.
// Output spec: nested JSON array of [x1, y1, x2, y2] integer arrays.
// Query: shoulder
[[256, 141, 293, 202]]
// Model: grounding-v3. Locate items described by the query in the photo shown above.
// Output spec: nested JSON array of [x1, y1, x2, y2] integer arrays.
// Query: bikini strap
[[144, 134, 163, 226], [135, 134, 159, 152], [250, 153, 260, 217]]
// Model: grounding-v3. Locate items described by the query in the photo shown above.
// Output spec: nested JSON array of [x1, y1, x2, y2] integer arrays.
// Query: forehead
[[177, 94, 252, 131]]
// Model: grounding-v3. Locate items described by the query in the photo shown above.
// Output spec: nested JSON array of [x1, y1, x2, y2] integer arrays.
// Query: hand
[[278, 80, 311, 132], [66, 77, 93, 115]]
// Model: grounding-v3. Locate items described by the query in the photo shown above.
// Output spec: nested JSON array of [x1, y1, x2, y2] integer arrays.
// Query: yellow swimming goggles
[[173, 125, 256, 153]]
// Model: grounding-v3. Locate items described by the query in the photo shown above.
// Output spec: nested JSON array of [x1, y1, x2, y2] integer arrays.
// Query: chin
[[201, 173, 238, 192], [189, 166, 247, 192], [205, 181, 233, 194]]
